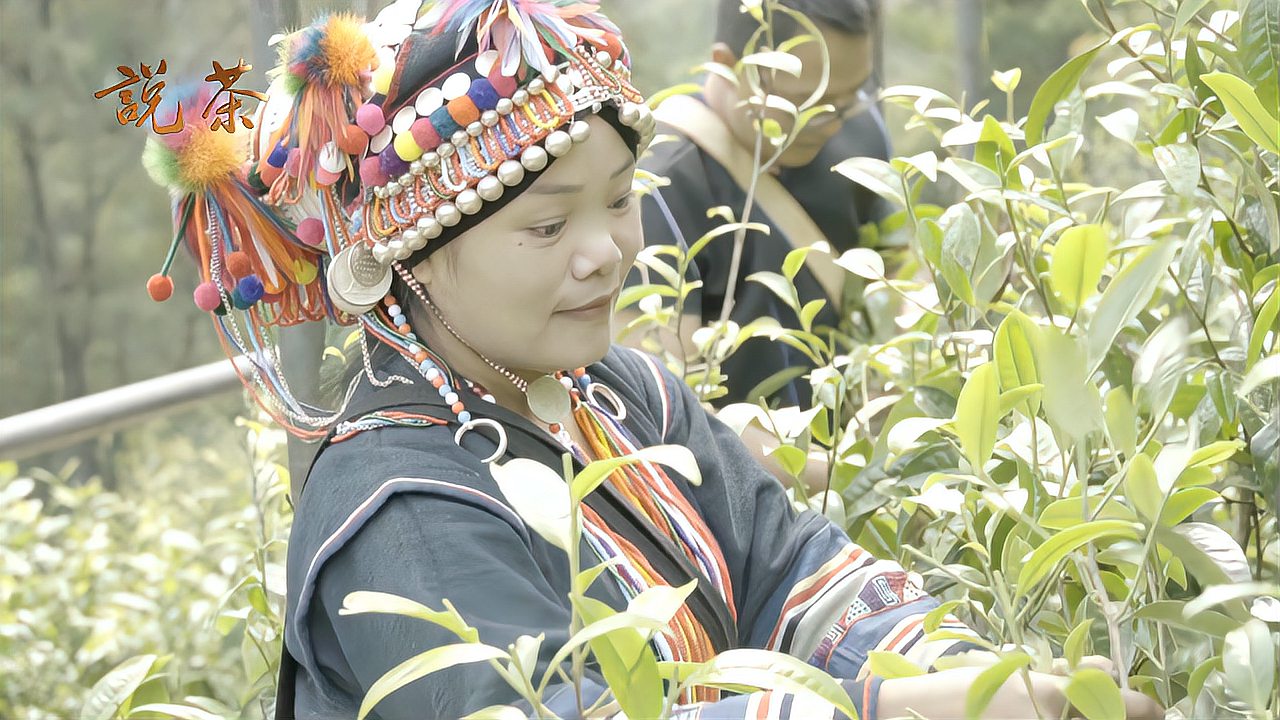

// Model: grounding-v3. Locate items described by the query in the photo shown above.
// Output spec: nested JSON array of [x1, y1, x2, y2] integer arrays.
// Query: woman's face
[[411, 115, 641, 374]]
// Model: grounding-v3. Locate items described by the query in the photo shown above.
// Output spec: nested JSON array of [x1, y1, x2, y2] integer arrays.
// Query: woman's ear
[[710, 42, 738, 68]]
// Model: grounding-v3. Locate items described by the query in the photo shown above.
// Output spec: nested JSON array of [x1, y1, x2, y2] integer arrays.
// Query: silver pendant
[[526, 375, 570, 425], [327, 242, 393, 315]]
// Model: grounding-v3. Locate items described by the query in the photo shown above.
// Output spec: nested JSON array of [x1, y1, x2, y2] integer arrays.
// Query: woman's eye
[[528, 220, 566, 239], [609, 192, 634, 210]]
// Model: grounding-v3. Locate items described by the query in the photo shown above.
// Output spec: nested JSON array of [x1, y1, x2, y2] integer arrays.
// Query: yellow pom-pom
[[293, 259, 319, 284], [319, 14, 377, 88], [394, 131, 423, 161], [373, 64, 393, 95], [178, 127, 249, 191]]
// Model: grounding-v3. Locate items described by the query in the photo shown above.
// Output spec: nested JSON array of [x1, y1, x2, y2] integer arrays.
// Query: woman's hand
[[875, 662, 1165, 719]]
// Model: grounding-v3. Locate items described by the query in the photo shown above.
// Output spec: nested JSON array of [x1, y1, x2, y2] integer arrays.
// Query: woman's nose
[[571, 229, 623, 280]]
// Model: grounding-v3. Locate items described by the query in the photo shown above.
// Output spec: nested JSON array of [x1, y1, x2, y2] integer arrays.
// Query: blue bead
[[457, 410, 472, 423], [429, 106, 462, 139], [438, 384, 451, 396], [580, 373, 591, 385], [393, 314, 407, 326], [405, 333, 417, 341], [418, 360, 433, 372]]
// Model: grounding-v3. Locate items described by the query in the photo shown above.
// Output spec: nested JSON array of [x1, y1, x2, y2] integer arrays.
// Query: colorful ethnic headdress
[[143, 0, 653, 438]]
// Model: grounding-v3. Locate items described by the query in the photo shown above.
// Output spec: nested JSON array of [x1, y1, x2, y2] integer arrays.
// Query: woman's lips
[[558, 292, 614, 318]]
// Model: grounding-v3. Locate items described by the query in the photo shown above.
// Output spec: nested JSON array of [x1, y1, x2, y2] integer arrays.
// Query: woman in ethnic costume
[[140, 1, 1163, 718]]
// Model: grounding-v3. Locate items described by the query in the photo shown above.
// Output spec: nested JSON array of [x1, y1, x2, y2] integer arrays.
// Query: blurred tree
[[0, 0, 253, 481]]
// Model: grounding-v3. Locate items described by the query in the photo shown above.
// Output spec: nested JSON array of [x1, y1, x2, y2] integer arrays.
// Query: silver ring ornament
[[585, 382, 627, 421], [454, 418, 508, 464]]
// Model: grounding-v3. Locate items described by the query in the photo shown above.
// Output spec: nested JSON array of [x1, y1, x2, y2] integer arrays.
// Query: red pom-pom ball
[[226, 251, 253, 278], [297, 218, 325, 246], [147, 273, 174, 302], [193, 281, 222, 311]]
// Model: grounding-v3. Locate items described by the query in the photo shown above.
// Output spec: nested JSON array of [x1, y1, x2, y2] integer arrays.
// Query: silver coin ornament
[[526, 374, 571, 426], [327, 242, 393, 315]]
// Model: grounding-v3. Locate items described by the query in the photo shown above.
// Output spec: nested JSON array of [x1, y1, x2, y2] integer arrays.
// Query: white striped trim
[[627, 347, 672, 441]]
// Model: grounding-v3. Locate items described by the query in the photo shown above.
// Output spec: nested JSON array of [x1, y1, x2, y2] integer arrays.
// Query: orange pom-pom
[[226, 251, 253, 278], [259, 161, 284, 186], [337, 124, 369, 155], [147, 273, 174, 302]]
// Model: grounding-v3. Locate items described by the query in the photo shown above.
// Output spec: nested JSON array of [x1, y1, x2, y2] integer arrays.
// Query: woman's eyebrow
[[528, 157, 635, 195]]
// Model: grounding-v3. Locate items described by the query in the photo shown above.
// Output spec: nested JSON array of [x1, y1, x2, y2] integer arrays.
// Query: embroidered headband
[[142, 0, 654, 437]]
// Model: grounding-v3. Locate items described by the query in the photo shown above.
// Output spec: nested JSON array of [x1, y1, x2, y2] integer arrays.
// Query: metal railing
[[0, 357, 252, 462]]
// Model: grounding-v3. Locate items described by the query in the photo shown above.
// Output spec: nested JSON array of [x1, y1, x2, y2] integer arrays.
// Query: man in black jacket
[[626, 0, 890, 408]]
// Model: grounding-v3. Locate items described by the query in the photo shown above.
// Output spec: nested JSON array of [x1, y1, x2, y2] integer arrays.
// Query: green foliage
[[628, 0, 1280, 716], [0, 416, 290, 719], [4, 1, 1278, 718]]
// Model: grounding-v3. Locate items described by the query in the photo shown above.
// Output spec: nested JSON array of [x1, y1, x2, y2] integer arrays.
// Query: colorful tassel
[[427, 0, 626, 77], [258, 13, 379, 205]]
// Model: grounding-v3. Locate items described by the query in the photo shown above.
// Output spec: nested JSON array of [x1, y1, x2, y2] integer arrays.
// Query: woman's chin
[[556, 328, 613, 370]]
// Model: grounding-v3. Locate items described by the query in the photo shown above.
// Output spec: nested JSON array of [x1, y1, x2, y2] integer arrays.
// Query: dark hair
[[714, 0, 877, 55]]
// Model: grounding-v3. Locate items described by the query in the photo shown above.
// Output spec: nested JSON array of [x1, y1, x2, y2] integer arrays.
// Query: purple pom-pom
[[267, 140, 289, 168], [468, 78, 499, 111], [379, 145, 409, 177], [237, 275, 265, 304]]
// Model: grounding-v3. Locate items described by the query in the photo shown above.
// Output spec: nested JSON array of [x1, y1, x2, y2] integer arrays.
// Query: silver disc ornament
[[526, 375, 571, 425], [327, 242, 394, 315]]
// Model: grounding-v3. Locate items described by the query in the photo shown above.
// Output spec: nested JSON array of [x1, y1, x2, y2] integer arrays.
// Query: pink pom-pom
[[410, 118, 442, 152], [359, 156, 388, 187], [297, 218, 325, 246], [315, 166, 341, 186], [193, 281, 222, 311], [356, 103, 385, 134]]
